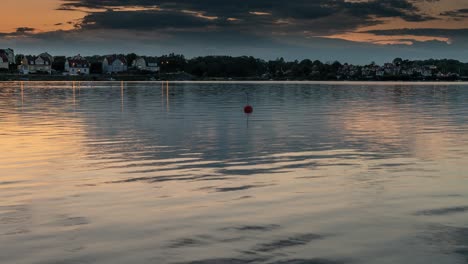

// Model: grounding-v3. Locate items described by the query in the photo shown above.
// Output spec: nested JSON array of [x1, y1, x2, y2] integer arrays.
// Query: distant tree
[[15, 54, 23, 65], [158, 53, 187, 73], [52, 56, 66, 72], [86, 55, 103, 64], [42, 52, 464, 81], [126, 53, 137, 67], [298, 59, 313, 77], [90, 62, 103, 74], [267, 58, 288, 78], [393, 58, 403, 66], [8, 63, 18, 72], [332, 61, 342, 70]]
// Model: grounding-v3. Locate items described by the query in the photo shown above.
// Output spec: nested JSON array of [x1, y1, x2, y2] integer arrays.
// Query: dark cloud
[[342, 0, 434, 22], [440, 8, 468, 20], [79, 10, 217, 30], [15, 27, 35, 33], [0, 27, 36, 37], [60, 0, 435, 33]]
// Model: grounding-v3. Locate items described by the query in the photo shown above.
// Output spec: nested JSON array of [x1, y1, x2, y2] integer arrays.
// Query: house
[[415, 66, 434, 78], [376, 68, 385, 77], [361, 64, 379, 78], [102, 55, 127, 74], [39, 52, 54, 64], [18, 54, 52, 74], [65, 55, 90, 75], [401, 69, 414, 76], [0, 54, 9, 70], [0, 48, 14, 69], [132, 57, 160, 72]]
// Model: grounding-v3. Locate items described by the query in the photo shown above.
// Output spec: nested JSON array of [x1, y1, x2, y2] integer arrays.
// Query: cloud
[[1, 0, 467, 63], [15, 27, 35, 33], [47, 0, 439, 45], [0, 27, 36, 37], [342, 0, 435, 22], [364, 28, 468, 39], [0, 0, 435, 40], [440, 8, 468, 20], [78, 10, 218, 31]]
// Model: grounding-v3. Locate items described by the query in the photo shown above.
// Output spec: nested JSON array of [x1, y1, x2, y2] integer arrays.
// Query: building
[[132, 57, 160, 72], [416, 66, 435, 78], [376, 68, 385, 77], [0, 48, 14, 70], [0, 54, 9, 70], [0, 48, 14, 63], [64, 55, 90, 75], [102, 55, 127, 74], [18, 54, 52, 74], [39, 52, 54, 64]]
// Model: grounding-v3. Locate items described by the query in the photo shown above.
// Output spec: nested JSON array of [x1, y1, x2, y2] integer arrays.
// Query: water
[[1, 81, 468, 264]]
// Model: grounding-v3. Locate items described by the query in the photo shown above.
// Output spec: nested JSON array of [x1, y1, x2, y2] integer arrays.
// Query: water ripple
[[2, 82, 468, 264]]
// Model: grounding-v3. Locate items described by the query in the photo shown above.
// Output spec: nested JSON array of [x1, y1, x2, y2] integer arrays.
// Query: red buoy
[[244, 105, 253, 114]]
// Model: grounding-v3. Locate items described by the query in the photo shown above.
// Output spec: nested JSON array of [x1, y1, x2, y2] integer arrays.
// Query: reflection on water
[[1, 81, 468, 264]]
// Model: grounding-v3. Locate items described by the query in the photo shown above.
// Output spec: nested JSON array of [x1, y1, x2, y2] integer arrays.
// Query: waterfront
[[1, 81, 468, 264]]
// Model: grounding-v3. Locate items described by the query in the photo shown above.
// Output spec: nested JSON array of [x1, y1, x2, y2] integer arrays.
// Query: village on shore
[[1, 48, 467, 81]]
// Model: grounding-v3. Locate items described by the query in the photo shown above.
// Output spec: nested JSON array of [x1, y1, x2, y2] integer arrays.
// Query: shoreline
[[2, 80, 468, 85], [0, 74, 467, 83]]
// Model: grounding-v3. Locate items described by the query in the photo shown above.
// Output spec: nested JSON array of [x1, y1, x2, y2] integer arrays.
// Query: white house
[[0, 48, 14, 70], [102, 55, 127, 74], [65, 55, 90, 75], [132, 57, 160, 72], [39, 52, 54, 64], [18, 55, 52, 74]]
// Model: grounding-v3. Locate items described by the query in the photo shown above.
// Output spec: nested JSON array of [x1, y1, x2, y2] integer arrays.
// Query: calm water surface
[[1, 81, 468, 264]]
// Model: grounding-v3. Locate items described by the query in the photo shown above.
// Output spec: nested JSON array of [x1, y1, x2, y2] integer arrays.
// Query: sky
[[1, 0, 468, 63]]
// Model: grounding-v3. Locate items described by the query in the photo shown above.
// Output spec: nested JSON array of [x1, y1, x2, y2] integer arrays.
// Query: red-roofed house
[[65, 55, 90, 75]]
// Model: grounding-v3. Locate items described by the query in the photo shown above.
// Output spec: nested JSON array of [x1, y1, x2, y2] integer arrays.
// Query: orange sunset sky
[[1, 0, 468, 63]]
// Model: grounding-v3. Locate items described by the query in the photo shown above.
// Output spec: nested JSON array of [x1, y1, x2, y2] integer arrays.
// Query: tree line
[[6, 53, 468, 80]]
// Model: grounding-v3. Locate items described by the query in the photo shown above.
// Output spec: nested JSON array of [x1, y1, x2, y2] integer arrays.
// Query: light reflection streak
[[166, 81, 170, 113], [161, 81, 170, 112], [20, 81, 24, 111], [161, 81, 164, 111], [121, 81, 124, 112], [72, 81, 76, 110]]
